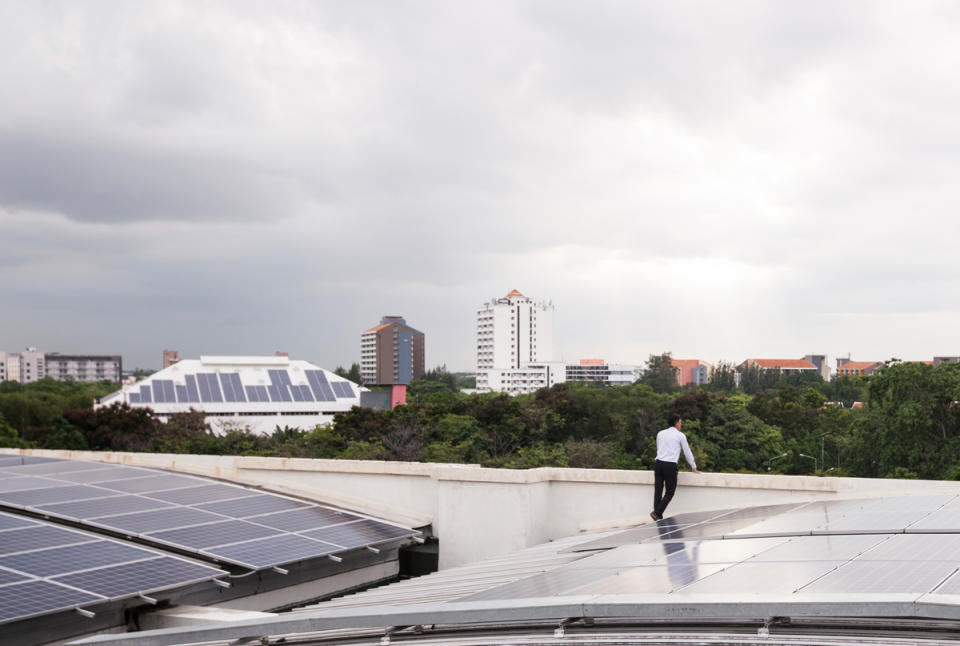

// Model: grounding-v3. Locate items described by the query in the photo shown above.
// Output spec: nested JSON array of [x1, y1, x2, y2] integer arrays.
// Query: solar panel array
[[0, 510, 226, 625], [460, 494, 960, 601], [128, 369, 355, 405], [0, 459, 419, 571]]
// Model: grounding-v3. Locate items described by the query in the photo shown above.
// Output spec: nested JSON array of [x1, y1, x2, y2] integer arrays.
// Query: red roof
[[670, 359, 703, 369], [363, 323, 392, 333], [505, 289, 525, 298], [747, 358, 816, 370], [580, 359, 605, 366], [838, 361, 880, 372]]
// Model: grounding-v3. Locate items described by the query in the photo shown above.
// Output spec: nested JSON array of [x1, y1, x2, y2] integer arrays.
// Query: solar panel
[[37, 495, 173, 520], [463, 568, 621, 601], [268, 370, 292, 402], [0, 476, 61, 493], [0, 541, 151, 577], [306, 370, 335, 402], [209, 534, 340, 568], [750, 534, 887, 562], [0, 514, 39, 530], [94, 474, 202, 494], [184, 374, 201, 402], [253, 507, 353, 532], [93, 507, 228, 534], [245, 385, 260, 402], [220, 373, 247, 403], [175, 384, 188, 402], [129, 392, 141, 403], [0, 526, 95, 555], [0, 460, 419, 572], [0, 569, 29, 586], [142, 484, 253, 505], [678, 561, 845, 595], [0, 580, 102, 624], [934, 569, 960, 595], [801, 559, 958, 594], [153, 380, 176, 403], [139, 384, 152, 403], [1, 460, 106, 476], [51, 557, 222, 599], [148, 520, 283, 549], [303, 519, 419, 548], [857, 534, 960, 561], [0, 484, 113, 507], [195, 494, 309, 518]]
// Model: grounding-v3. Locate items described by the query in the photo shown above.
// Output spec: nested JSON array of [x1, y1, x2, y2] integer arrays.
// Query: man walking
[[651, 413, 700, 521]]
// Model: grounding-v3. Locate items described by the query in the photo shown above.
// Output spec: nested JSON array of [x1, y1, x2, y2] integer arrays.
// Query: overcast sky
[[2, 1, 960, 372]]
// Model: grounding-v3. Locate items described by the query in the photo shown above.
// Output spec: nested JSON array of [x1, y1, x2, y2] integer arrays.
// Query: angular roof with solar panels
[[0, 455, 420, 646], [95, 355, 362, 434], [68, 493, 960, 646]]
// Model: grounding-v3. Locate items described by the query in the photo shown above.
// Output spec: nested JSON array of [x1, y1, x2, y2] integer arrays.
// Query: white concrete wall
[[7, 449, 960, 569]]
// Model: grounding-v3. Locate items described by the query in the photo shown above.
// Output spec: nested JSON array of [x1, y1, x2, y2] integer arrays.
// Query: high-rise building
[[360, 316, 425, 385], [476, 289, 555, 393]]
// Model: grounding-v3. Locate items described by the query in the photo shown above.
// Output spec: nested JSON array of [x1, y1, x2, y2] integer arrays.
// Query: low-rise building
[[95, 355, 361, 434], [836, 359, 883, 377], [738, 357, 819, 375], [566, 359, 640, 386], [1, 348, 121, 383], [670, 359, 712, 386]]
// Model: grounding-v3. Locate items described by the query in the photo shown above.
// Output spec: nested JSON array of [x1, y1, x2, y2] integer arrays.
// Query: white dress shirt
[[655, 426, 697, 469]]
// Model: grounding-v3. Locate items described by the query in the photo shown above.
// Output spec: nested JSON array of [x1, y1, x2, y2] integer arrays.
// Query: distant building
[[95, 355, 360, 434], [803, 354, 831, 381], [360, 316, 425, 385], [0, 347, 121, 383], [45, 353, 123, 382], [566, 359, 640, 386], [836, 360, 883, 377], [738, 358, 819, 375], [933, 356, 960, 367], [670, 359, 713, 386], [476, 289, 554, 394]]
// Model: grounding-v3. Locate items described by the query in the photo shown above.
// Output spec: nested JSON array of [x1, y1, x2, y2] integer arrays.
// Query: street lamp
[[798, 453, 818, 474], [767, 452, 788, 471], [817, 432, 834, 475]]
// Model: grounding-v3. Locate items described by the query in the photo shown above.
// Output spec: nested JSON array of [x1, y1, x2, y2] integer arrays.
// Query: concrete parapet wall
[[6, 449, 960, 569]]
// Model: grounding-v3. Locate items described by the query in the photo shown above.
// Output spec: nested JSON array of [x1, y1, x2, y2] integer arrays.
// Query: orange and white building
[[670, 359, 712, 386], [738, 358, 819, 375]]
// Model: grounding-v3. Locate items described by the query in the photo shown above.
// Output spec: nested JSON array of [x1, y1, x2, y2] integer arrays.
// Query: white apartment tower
[[476, 289, 556, 393]]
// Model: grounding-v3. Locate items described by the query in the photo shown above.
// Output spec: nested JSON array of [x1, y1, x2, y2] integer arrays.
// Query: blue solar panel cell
[[0, 541, 152, 577], [0, 526, 94, 555], [185, 374, 200, 402], [175, 384, 188, 402], [245, 385, 259, 402], [0, 580, 103, 623], [307, 370, 335, 402], [230, 374, 246, 402], [139, 385, 152, 403], [255, 385, 268, 401], [51, 557, 222, 599], [129, 392, 141, 404]]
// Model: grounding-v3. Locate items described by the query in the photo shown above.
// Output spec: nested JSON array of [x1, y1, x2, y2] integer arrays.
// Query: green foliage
[[638, 352, 679, 393], [0, 411, 23, 448], [333, 363, 363, 384]]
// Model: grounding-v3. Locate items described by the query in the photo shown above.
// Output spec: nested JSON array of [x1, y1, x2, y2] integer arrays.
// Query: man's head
[[667, 413, 682, 429]]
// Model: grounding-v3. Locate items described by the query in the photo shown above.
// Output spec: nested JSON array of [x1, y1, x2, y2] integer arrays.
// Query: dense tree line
[[2, 358, 959, 480]]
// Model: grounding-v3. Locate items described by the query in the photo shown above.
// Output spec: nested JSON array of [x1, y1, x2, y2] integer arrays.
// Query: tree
[[707, 361, 737, 392], [639, 352, 679, 393]]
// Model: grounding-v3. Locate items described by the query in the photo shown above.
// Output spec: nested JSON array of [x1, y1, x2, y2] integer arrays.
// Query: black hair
[[667, 413, 682, 428]]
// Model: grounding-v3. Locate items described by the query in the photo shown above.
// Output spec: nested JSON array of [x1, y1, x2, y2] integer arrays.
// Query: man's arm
[[680, 434, 701, 473]]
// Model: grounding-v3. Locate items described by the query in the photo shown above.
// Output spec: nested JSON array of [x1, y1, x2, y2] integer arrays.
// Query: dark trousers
[[653, 459, 678, 517]]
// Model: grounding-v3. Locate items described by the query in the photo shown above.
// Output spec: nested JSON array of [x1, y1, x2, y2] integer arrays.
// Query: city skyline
[[3, 3, 960, 372]]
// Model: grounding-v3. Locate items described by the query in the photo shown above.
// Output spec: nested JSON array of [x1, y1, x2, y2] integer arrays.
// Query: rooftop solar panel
[[0, 580, 102, 624], [175, 384, 188, 402], [51, 557, 223, 599], [0, 526, 95, 555], [857, 533, 960, 561], [94, 474, 202, 494], [139, 384, 151, 403], [750, 534, 887, 562], [678, 561, 845, 595], [0, 541, 152, 577], [195, 493, 309, 518], [801, 559, 958, 594], [93, 507, 228, 534], [253, 506, 353, 532], [56, 466, 155, 483], [184, 374, 200, 402], [142, 484, 252, 505], [0, 484, 113, 507], [208, 534, 340, 568], [147, 520, 283, 549], [303, 519, 419, 549], [0, 476, 61, 493], [0, 460, 105, 476], [0, 513, 39, 530], [0, 569, 30, 585]]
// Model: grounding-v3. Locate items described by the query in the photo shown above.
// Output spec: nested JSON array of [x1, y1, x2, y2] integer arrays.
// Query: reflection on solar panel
[[0, 511, 226, 625], [0, 458, 419, 571]]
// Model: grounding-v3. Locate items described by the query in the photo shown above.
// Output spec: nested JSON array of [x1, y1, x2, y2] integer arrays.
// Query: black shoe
[[650, 511, 661, 521]]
